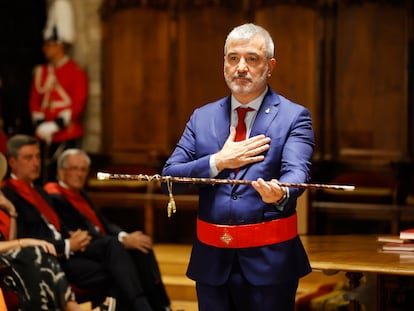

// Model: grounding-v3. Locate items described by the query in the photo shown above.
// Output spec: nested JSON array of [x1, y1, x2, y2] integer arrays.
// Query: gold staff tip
[[342, 185, 356, 191], [97, 172, 110, 180]]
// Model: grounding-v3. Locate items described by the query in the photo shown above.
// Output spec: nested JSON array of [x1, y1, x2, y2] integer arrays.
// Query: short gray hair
[[224, 23, 275, 59], [57, 148, 91, 169], [7, 135, 38, 158]]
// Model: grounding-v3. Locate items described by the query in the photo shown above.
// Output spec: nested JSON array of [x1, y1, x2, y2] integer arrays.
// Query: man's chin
[[230, 85, 251, 94], [229, 80, 251, 93]]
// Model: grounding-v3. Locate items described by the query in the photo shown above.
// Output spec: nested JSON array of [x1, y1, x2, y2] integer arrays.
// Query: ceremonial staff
[[97, 172, 355, 216]]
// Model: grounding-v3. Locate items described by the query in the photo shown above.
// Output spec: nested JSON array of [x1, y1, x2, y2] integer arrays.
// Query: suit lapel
[[250, 90, 280, 138], [214, 96, 232, 149]]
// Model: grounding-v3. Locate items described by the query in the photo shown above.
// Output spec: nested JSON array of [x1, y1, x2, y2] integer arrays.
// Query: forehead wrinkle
[[226, 37, 267, 57]]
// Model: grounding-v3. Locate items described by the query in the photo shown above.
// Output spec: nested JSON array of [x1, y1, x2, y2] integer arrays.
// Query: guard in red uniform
[[29, 0, 88, 181]]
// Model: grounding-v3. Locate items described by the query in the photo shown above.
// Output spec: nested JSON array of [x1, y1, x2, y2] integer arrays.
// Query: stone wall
[[71, 0, 103, 153]]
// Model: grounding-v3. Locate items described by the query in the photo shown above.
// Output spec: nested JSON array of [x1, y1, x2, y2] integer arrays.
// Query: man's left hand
[[122, 231, 152, 254], [251, 178, 286, 204]]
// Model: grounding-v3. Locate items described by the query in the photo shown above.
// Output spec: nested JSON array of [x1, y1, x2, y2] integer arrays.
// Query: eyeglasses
[[63, 166, 89, 172]]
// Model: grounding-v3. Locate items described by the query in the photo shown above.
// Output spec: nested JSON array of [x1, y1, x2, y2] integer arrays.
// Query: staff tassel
[[165, 176, 176, 217]]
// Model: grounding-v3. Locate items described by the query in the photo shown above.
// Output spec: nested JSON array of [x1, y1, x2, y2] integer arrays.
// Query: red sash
[[4, 179, 61, 231], [197, 213, 297, 248], [44, 182, 106, 234], [0, 209, 10, 240]]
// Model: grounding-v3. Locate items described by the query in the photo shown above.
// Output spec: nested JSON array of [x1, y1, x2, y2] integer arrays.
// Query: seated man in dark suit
[[44, 148, 171, 311], [2, 134, 160, 311]]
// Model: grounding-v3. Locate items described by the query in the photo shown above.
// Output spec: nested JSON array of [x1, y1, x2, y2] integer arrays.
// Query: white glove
[[36, 121, 59, 144]]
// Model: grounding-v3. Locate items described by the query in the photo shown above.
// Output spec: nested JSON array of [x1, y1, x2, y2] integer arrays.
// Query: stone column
[[71, 0, 103, 153]]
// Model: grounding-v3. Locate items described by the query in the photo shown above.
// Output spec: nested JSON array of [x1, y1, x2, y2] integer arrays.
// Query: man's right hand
[[68, 229, 91, 252], [215, 127, 271, 172]]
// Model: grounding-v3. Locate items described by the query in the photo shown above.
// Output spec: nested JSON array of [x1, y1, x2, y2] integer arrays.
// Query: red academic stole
[[4, 179, 61, 231], [44, 183, 106, 235]]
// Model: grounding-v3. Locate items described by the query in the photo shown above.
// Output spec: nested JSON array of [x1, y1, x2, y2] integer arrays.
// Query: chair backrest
[[1, 289, 18, 311], [0, 288, 8, 311]]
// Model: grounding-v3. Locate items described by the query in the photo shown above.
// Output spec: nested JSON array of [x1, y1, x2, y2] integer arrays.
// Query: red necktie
[[235, 107, 254, 142], [235, 107, 254, 176]]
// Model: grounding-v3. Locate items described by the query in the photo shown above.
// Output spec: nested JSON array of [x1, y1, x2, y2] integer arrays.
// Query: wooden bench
[[88, 191, 199, 239], [311, 201, 414, 234], [87, 179, 198, 240]]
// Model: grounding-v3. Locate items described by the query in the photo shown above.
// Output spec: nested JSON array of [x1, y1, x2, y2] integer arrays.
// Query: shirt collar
[[10, 173, 34, 187], [58, 180, 69, 189], [231, 86, 268, 111]]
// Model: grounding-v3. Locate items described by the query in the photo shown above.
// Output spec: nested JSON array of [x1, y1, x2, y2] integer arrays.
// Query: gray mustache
[[233, 73, 251, 80]]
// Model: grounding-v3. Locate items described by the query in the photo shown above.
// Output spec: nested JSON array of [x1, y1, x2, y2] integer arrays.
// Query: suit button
[[232, 193, 238, 200]]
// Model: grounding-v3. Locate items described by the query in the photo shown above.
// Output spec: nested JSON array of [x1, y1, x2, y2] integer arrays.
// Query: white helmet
[[43, 0, 75, 44]]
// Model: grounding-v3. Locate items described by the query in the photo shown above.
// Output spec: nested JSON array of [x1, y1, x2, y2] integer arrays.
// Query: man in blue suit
[[163, 23, 315, 310]]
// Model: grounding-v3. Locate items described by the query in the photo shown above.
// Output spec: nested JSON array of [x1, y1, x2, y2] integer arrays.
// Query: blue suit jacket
[[162, 87, 315, 286]]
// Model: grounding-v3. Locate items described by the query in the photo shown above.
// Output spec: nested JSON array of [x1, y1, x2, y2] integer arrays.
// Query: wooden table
[[301, 235, 414, 310]]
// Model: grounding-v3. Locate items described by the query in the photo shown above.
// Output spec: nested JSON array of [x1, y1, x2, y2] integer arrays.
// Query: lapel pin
[[265, 108, 270, 114]]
